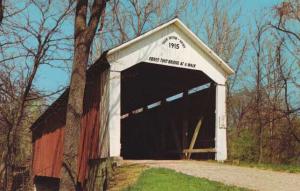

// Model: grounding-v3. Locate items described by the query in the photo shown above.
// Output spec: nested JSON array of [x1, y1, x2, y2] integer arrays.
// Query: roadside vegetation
[[222, 160, 300, 173]]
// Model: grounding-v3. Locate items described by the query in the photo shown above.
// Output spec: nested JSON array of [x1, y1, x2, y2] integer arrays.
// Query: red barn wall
[[32, 60, 110, 184]]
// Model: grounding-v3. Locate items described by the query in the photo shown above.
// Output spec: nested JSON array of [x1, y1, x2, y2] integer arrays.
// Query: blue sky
[[34, 0, 284, 96], [243, 0, 282, 12], [241, 0, 284, 25]]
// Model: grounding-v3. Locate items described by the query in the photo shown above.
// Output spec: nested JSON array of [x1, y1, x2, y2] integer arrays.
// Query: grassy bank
[[109, 163, 250, 191], [109, 163, 148, 191]]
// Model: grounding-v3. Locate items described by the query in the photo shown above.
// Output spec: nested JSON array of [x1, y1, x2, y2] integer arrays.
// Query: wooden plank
[[183, 148, 216, 153], [171, 119, 181, 153], [186, 117, 203, 159], [181, 119, 188, 159], [98, 69, 110, 159], [181, 91, 189, 159]]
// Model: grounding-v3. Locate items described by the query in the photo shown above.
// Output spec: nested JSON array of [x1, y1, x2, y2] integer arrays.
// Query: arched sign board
[[106, 19, 234, 161], [107, 19, 234, 85]]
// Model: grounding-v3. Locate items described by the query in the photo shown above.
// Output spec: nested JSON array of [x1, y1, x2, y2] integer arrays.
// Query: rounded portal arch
[[120, 62, 216, 159]]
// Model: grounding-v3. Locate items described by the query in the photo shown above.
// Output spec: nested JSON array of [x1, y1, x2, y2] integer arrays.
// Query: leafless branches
[[272, 0, 300, 41], [93, 0, 190, 57]]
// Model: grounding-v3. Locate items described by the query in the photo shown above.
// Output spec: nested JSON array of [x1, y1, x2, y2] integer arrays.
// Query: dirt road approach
[[125, 160, 300, 191]]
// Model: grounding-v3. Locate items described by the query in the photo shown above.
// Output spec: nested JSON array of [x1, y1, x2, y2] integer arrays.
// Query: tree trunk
[[0, 0, 3, 25], [60, 36, 89, 190], [60, 0, 106, 190]]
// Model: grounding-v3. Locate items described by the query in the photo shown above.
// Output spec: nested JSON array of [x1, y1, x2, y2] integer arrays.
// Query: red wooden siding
[[77, 65, 110, 182], [32, 91, 67, 178], [33, 124, 65, 178], [32, 60, 109, 184]]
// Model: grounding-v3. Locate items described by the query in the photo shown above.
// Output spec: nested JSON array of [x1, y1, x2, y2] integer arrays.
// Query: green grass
[[123, 168, 250, 191]]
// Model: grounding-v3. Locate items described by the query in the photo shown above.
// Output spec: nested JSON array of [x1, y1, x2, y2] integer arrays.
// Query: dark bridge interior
[[121, 62, 216, 159]]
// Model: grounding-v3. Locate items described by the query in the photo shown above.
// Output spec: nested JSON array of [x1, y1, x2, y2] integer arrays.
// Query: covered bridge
[[31, 18, 234, 188]]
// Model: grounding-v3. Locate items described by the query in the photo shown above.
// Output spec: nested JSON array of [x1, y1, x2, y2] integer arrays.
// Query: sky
[[243, 0, 282, 13], [34, 0, 285, 98]]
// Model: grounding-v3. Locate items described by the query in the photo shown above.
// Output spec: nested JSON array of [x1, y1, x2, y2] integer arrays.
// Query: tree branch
[[271, 23, 300, 41]]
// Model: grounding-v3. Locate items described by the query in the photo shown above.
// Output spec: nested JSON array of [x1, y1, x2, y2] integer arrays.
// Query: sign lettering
[[162, 35, 186, 49], [148, 56, 196, 69]]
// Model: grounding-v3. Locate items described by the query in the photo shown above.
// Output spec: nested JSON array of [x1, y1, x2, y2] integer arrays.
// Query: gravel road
[[124, 160, 300, 191]]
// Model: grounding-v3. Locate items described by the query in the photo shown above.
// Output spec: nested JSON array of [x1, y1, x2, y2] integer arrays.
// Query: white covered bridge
[[31, 18, 234, 190], [107, 18, 234, 161]]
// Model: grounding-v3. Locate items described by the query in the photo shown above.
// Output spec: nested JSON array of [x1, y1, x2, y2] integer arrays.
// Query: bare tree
[[252, 20, 270, 163], [271, 0, 300, 143], [0, 1, 73, 190], [275, 39, 300, 143], [0, 63, 48, 190]]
